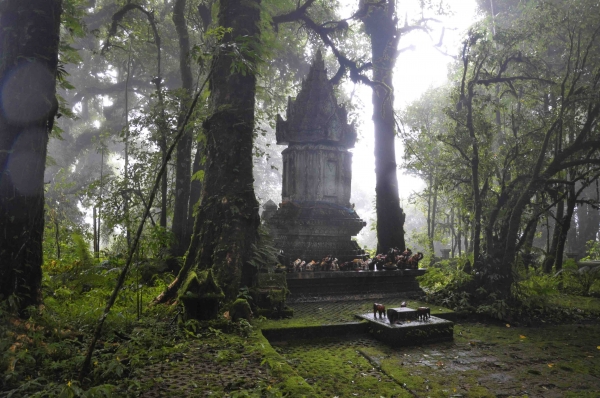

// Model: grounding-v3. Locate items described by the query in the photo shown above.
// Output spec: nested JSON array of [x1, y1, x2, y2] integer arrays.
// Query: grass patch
[[546, 294, 600, 314]]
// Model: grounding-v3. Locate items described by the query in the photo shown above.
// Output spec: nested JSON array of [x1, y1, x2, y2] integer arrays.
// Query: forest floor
[[3, 294, 600, 397], [130, 296, 600, 397]]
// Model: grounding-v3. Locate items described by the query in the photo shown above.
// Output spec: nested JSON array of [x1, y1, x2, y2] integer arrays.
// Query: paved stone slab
[[357, 311, 454, 346]]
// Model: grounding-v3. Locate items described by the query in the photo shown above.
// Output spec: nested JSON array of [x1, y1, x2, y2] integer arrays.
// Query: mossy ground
[[272, 338, 412, 397], [269, 321, 600, 397], [134, 327, 315, 397], [129, 297, 600, 397], [5, 294, 600, 397], [132, 318, 599, 397], [546, 293, 600, 313], [379, 322, 600, 397]]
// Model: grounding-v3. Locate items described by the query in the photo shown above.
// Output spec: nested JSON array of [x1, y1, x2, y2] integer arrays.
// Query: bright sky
[[342, 0, 480, 246]]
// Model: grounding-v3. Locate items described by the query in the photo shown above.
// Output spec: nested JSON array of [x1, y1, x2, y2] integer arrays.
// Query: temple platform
[[260, 300, 454, 347], [285, 269, 426, 302]]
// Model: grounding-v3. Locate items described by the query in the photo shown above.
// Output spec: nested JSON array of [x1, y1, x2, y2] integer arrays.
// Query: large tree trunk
[[555, 183, 577, 271], [542, 199, 564, 274], [521, 215, 538, 269], [575, 182, 600, 254], [0, 0, 62, 313], [465, 85, 483, 269], [155, 0, 261, 303], [429, 179, 438, 256], [170, 0, 194, 267], [187, 141, 204, 230], [361, 0, 406, 254]]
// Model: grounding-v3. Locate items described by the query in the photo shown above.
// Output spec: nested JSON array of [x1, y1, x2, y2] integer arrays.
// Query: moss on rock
[[230, 298, 253, 322], [179, 270, 225, 320]]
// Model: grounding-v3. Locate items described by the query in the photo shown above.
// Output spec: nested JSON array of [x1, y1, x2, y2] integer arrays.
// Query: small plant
[[582, 240, 600, 261], [417, 258, 473, 293], [476, 297, 509, 320], [236, 318, 253, 338], [516, 272, 561, 297], [556, 265, 600, 296], [248, 227, 279, 272]]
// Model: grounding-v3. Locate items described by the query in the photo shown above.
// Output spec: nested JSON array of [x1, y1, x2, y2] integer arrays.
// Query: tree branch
[[474, 76, 555, 86], [271, 0, 377, 87]]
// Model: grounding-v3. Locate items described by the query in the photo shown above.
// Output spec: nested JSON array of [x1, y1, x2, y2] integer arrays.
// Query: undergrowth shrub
[[556, 259, 600, 296], [582, 240, 600, 261], [417, 258, 473, 292], [501, 261, 599, 323], [417, 258, 475, 312], [1, 250, 176, 397], [418, 254, 598, 324], [515, 268, 560, 298]]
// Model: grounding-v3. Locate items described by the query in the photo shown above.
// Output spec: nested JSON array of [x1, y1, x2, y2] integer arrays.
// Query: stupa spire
[[276, 50, 356, 148]]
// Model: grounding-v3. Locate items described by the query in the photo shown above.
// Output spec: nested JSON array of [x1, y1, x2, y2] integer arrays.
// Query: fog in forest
[[3, 1, 600, 395], [44, 0, 478, 256]]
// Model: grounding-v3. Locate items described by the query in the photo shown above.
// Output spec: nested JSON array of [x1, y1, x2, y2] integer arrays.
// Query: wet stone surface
[[358, 312, 451, 327], [272, 323, 600, 397]]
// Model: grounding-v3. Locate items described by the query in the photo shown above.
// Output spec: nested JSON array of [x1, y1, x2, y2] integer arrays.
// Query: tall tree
[[0, 0, 63, 312], [157, 0, 262, 302], [170, 0, 195, 269], [402, 86, 453, 258], [272, 0, 440, 253], [403, 0, 600, 298], [102, 2, 170, 234], [360, 0, 406, 254]]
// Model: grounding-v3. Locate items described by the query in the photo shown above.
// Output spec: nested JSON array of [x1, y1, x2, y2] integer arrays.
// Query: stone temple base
[[286, 269, 425, 301], [266, 201, 366, 264], [357, 310, 454, 346]]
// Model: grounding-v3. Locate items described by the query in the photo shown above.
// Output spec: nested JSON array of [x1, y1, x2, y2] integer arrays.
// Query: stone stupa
[[265, 51, 366, 264]]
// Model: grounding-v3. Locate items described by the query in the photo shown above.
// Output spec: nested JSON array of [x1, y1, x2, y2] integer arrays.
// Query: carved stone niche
[[267, 50, 365, 264]]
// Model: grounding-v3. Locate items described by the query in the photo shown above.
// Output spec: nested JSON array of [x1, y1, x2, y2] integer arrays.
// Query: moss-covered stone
[[251, 272, 291, 319], [230, 298, 252, 322], [250, 331, 317, 396], [179, 270, 225, 320]]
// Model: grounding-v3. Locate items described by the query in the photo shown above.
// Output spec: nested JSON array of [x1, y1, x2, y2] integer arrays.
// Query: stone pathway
[[273, 337, 411, 397], [137, 338, 270, 397], [273, 323, 600, 397], [131, 299, 600, 397]]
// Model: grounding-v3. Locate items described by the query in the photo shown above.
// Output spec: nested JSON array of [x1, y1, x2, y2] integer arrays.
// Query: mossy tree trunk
[[156, 0, 261, 303], [187, 141, 204, 232], [169, 0, 195, 271], [0, 0, 62, 313]]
